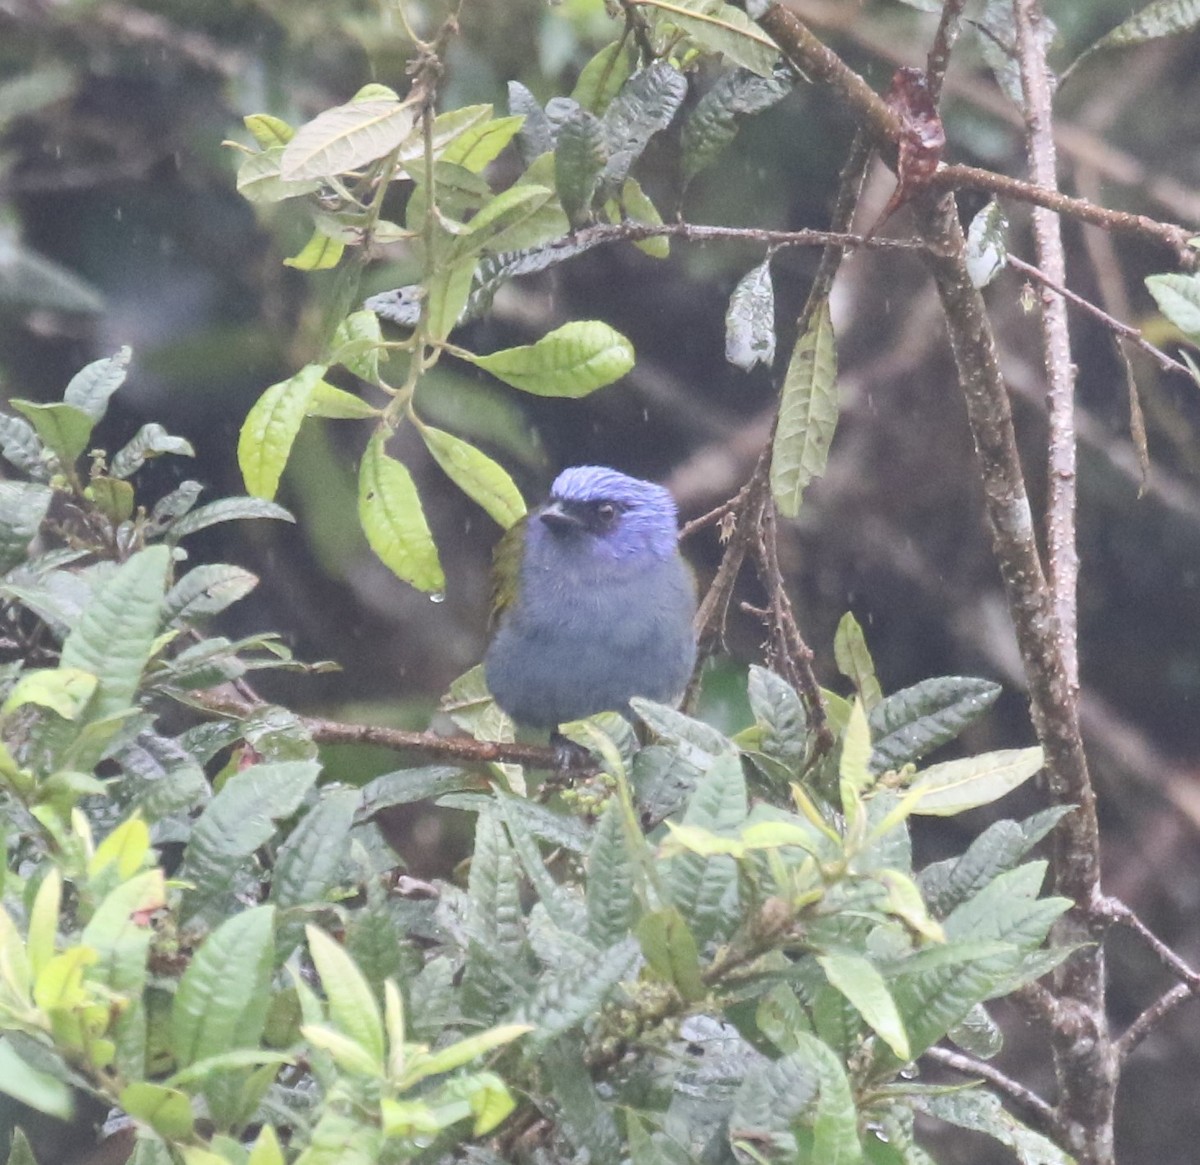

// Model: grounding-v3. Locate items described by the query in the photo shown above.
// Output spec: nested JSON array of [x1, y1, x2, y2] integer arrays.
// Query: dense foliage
[[2, 1, 1200, 1164]]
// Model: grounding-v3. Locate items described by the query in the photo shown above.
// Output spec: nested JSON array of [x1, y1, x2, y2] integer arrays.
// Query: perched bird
[[484, 466, 697, 730]]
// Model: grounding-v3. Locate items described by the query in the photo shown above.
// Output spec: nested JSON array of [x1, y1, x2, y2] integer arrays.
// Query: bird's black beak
[[539, 501, 585, 533]]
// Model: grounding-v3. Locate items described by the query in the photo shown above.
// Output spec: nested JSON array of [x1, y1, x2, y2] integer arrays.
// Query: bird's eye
[[596, 502, 617, 523]]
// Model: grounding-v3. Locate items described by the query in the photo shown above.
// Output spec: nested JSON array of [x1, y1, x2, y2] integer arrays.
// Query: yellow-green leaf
[[245, 113, 294, 147], [26, 870, 61, 981], [467, 321, 634, 397], [2, 667, 97, 719], [440, 115, 525, 172], [908, 747, 1045, 816], [283, 230, 345, 271], [119, 1081, 195, 1140], [817, 952, 910, 1060], [281, 98, 417, 181], [248, 1125, 287, 1165], [421, 426, 526, 528], [238, 364, 326, 499], [358, 432, 444, 592], [306, 381, 379, 420], [770, 298, 838, 517]]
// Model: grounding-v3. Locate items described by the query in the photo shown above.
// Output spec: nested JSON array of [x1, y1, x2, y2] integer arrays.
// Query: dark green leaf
[[167, 497, 295, 541], [164, 564, 258, 624], [601, 62, 687, 190], [0, 482, 52, 572], [0, 413, 46, 477], [109, 423, 195, 479], [357, 765, 482, 817], [63, 346, 131, 421], [507, 82, 553, 166], [681, 68, 791, 184], [868, 676, 1001, 774], [171, 905, 275, 1066], [635, 907, 705, 1001], [555, 106, 608, 226], [586, 798, 638, 948], [0, 1039, 73, 1118]]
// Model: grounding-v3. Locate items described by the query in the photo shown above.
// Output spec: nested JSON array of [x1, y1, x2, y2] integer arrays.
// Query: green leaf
[[238, 364, 326, 500], [245, 113, 294, 147], [613, 176, 669, 258], [745, 665, 808, 774], [834, 612, 882, 711], [1068, 0, 1200, 75], [919, 807, 1070, 917], [293, 1106, 382, 1165], [63, 346, 131, 421], [454, 184, 553, 254], [964, 200, 1008, 289], [468, 320, 634, 397], [420, 426, 526, 528], [60, 545, 169, 724], [770, 298, 838, 517], [631, 698, 733, 757], [0, 412, 46, 477], [305, 383, 379, 419], [306, 926, 385, 1069], [869, 676, 1001, 774], [281, 97, 416, 180], [270, 787, 358, 913], [120, 1082, 195, 1140], [555, 107, 608, 226], [666, 751, 746, 944], [399, 1023, 531, 1087], [600, 61, 687, 190], [4, 1129, 40, 1165], [635, 907, 705, 1002], [725, 259, 775, 371], [82, 868, 165, 1077], [658, 0, 781, 77], [422, 256, 477, 343], [919, 1089, 1073, 1164], [681, 67, 791, 184], [573, 40, 637, 115], [167, 497, 295, 541], [236, 146, 321, 204], [358, 764, 482, 814], [518, 937, 641, 1044], [586, 798, 639, 948], [817, 953, 909, 1059], [357, 429, 445, 592], [440, 115, 525, 172], [729, 1049, 818, 1152], [839, 698, 874, 795], [908, 747, 1044, 815], [467, 809, 526, 959], [0, 1038, 73, 1118], [330, 310, 386, 383], [87, 476, 135, 524], [26, 869, 61, 981], [948, 1003, 1004, 1059], [179, 760, 321, 919], [164, 564, 258, 624], [247, 1126, 286, 1165], [171, 905, 275, 1066], [944, 862, 1070, 952], [886, 942, 1020, 1059], [0, 481, 52, 571], [282, 230, 345, 271], [1146, 272, 1200, 345], [792, 1032, 863, 1164], [508, 83, 553, 165], [2, 666, 96, 719], [9, 400, 94, 467]]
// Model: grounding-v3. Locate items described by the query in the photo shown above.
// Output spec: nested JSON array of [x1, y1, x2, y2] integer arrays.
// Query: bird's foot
[[549, 730, 596, 773]]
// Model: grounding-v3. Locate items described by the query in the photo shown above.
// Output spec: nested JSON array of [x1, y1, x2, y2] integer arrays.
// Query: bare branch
[[1015, 0, 1079, 693], [1118, 983, 1196, 1063], [923, 1045, 1060, 1137], [1006, 255, 1194, 381], [925, 0, 969, 105]]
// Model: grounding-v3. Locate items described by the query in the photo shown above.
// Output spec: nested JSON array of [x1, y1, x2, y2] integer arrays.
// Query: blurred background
[[1, 0, 1199, 1160]]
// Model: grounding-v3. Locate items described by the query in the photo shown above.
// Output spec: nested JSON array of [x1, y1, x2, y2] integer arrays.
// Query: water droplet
[[429, 591, 446, 604]]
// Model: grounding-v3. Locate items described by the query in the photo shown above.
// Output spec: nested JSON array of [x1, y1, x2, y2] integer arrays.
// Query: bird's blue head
[[535, 466, 681, 562]]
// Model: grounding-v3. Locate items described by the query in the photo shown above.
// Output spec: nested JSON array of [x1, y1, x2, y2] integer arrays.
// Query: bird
[[484, 466, 697, 731]]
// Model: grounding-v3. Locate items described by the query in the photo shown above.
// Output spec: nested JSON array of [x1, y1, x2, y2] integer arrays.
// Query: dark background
[[2, 0, 1199, 1160]]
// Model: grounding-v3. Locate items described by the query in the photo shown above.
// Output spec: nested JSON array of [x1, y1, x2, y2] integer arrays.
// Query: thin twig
[[1015, 0, 1080, 693], [1097, 897, 1200, 989], [925, 0, 969, 105], [184, 689, 598, 773], [1118, 983, 1195, 1062], [1006, 256, 1194, 381], [923, 1045, 1060, 1137]]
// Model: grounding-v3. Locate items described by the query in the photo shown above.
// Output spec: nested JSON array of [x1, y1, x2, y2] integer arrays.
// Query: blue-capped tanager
[[484, 466, 697, 729]]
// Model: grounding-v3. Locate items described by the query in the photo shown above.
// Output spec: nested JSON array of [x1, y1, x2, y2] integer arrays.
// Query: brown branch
[[184, 689, 598, 773], [1097, 897, 1200, 990], [925, 0, 969, 105], [1006, 255, 1194, 381], [1015, 0, 1079, 693], [923, 1045, 1060, 1137], [1117, 983, 1197, 1063], [931, 165, 1195, 264]]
